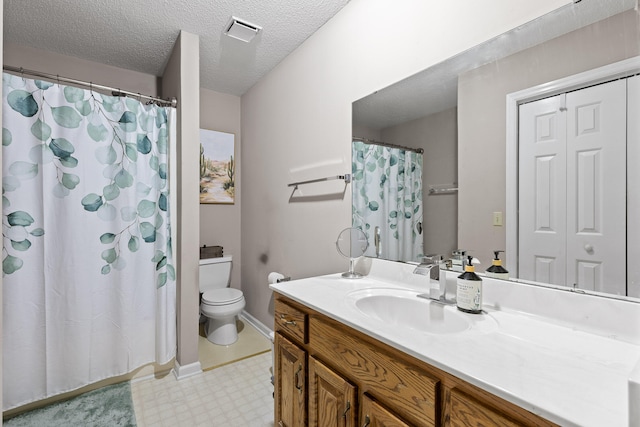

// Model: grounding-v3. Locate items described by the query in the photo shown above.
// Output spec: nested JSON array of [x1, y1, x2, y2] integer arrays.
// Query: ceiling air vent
[[225, 16, 262, 43]]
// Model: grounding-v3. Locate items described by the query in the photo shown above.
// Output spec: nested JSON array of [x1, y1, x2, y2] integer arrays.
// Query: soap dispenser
[[485, 250, 509, 280], [456, 255, 482, 314]]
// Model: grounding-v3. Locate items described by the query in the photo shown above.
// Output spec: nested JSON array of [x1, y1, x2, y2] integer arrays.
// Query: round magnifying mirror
[[335, 227, 368, 279]]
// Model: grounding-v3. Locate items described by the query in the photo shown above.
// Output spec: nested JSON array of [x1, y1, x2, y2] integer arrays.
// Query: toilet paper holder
[[268, 272, 291, 284]]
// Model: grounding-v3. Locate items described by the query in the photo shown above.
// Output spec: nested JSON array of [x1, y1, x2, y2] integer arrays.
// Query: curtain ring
[[56, 75, 60, 87], [19, 67, 25, 81]]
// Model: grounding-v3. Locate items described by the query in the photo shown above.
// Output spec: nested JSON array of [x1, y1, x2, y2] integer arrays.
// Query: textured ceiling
[[3, 0, 351, 96]]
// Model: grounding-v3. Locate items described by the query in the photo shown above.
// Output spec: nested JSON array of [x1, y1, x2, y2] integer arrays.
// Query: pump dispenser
[[456, 255, 483, 314], [485, 250, 509, 280]]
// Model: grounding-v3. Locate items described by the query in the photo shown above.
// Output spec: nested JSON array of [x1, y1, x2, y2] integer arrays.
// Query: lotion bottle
[[485, 250, 509, 280], [456, 255, 482, 314]]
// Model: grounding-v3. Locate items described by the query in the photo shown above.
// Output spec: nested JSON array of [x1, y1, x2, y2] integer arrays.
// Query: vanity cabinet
[[361, 394, 412, 427], [447, 388, 520, 427], [309, 357, 356, 427], [274, 294, 556, 427], [274, 333, 306, 427]]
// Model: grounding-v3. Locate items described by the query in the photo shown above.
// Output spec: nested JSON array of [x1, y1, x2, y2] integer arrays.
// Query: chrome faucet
[[414, 255, 453, 304], [413, 255, 443, 299]]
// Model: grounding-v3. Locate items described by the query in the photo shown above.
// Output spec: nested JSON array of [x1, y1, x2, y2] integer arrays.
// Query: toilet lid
[[202, 288, 244, 305]]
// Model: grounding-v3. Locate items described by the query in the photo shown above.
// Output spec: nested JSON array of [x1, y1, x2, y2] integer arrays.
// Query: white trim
[[505, 55, 640, 277], [628, 75, 640, 298], [172, 360, 202, 380], [240, 310, 273, 340], [131, 367, 173, 384]]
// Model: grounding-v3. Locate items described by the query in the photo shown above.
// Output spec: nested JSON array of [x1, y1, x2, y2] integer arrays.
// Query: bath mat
[[4, 382, 136, 427]]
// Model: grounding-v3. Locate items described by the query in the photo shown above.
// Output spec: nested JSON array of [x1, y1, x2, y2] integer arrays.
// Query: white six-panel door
[[565, 80, 626, 294], [518, 95, 567, 285], [519, 79, 627, 295]]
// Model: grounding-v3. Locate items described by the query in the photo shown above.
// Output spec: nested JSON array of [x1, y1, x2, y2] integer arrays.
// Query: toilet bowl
[[199, 256, 245, 345]]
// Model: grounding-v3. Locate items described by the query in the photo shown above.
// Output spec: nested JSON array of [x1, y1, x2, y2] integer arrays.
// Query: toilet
[[199, 256, 245, 345]]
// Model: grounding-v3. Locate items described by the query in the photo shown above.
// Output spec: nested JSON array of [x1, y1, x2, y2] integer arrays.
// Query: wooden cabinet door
[[361, 394, 412, 427], [310, 316, 439, 426], [448, 388, 521, 427], [309, 356, 356, 427], [275, 333, 307, 427]]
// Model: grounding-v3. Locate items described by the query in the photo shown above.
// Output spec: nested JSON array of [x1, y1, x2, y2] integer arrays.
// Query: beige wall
[[352, 124, 380, 141], [4, 43, 159, 97], [241, 0, 570, 327], [199, 89, 242, 291], [381, 107, 458, 258], [161, 32, 201, 373], [1, 0, 4, 412], [458, 9, 640, 270]]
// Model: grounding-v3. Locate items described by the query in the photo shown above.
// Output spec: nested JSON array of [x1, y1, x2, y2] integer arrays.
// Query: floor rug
[[4, 382, 136, 427]]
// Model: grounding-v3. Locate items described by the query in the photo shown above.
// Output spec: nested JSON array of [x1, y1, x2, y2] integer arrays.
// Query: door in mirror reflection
[[351, 140, 424, 262], [518, 78, 633, 295]]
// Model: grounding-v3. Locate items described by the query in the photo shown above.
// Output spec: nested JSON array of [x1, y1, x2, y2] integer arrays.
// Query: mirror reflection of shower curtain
[[2, 73, 176, 410], [352, 140, 423, 262]]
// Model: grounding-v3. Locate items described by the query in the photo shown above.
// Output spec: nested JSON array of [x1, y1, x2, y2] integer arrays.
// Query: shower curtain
[[2, 73, 176, 410], [352, 140, 423, 262]]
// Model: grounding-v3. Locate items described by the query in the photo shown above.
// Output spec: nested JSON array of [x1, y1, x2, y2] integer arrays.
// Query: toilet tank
[[199, 256, 232, 293]]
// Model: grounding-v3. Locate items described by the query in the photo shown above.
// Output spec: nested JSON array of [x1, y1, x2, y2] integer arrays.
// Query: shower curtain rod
[[352, 136, 424, 154], [3, 65, 178, 108]]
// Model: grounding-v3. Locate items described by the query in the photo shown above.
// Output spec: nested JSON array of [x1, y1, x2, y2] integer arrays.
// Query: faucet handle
[[421, 254, 440, 264], [413, 263, 433, 276]]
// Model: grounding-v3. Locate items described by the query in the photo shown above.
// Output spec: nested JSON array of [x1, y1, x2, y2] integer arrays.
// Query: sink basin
[[347, 288, 472, 334]]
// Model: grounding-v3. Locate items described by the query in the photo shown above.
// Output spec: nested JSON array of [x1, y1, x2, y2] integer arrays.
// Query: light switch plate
[[493, 211, 503, 226]]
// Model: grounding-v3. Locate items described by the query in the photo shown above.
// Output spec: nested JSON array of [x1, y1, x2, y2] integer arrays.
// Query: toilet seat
[[202, 288, 244, 305]]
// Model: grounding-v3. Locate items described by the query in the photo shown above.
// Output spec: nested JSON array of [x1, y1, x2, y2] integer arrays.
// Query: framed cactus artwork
[[199, 129, 235, 204]]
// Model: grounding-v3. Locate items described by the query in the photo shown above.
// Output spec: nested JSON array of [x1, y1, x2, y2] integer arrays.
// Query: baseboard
[[240, 310, 273, 341], [172, 360, 202, 380], [130, 359, 174, 383]]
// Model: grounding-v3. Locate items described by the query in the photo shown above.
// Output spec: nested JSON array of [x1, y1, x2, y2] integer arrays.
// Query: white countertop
[[270, 261, 640, 427]]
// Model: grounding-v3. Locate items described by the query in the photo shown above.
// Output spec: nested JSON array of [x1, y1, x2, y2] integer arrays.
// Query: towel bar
[[288, 174, 351, 189], [428, 184, 458, 195]]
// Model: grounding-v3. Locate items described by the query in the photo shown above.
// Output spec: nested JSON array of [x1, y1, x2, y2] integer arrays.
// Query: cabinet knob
[[362, 415, 371, 427]]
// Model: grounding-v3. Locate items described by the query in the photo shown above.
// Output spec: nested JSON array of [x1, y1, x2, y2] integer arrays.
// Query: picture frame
[[199, 129, 235, 204]]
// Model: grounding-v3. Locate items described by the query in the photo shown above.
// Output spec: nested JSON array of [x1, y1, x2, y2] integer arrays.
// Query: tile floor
[[132, 319, 275, 427], [132, 352, 274, 427], [198, 319, 272, 371]]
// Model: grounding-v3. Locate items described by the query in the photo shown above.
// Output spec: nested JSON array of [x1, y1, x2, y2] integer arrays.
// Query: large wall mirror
[[352, 0, 640, 301]]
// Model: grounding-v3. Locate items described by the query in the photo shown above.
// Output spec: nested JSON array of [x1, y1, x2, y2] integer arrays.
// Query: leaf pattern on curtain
[[352, 140, 424, 262], [2, 72, 177, 410], [2, 73, 173, 286]]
